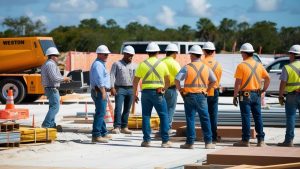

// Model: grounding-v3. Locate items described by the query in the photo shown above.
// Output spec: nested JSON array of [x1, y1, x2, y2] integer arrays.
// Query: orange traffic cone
[[104, 106, 113, 123], [0, 89, 29, 120], [5, 90, 15, 109], [104, 97, 114, 123]]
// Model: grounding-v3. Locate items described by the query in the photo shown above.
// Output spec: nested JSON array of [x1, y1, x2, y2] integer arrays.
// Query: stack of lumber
[[19, 127, 57, 143], [0, 121, 20, 147]]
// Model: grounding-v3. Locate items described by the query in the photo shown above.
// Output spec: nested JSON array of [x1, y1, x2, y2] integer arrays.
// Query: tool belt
[[156, 87, 165, 94], [94, 86, 110, 92], [239, 90, 261, 97], [288, 89, 300, 94], [168, 85, 176, 89]]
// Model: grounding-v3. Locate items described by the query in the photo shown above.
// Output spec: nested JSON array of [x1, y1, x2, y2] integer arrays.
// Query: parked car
[[265, 57, 290, 95]]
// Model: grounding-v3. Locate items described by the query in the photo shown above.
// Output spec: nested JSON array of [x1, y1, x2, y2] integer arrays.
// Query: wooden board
[[207, 147, 300, 166]]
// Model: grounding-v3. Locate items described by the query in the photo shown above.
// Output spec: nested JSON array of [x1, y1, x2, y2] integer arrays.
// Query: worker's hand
[[63, 77, 71, 83], [233, 97, 238, 107], [110, 88, 116, 96], [102, 92, 107, 100], [134, 95, 139, 103], [278, 96, 285, 106]]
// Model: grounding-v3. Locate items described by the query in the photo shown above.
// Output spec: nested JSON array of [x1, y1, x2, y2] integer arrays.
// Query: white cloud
[[185, 0, 211, 17], [255, 0, 280, 12], [156, 6, 176, 27], [48, 0, 98, 13], [98, 16, 106, 24], [106, 0, 128, 8], [137, 15, 150, 25], [238, 15, 250, 23], [79, 13, 92, 20]]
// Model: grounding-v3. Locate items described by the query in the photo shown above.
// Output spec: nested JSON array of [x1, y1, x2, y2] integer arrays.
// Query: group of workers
[[40, 41, 300, 149]]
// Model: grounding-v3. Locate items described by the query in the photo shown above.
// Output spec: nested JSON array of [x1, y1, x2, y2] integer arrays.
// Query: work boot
[[121, 127, 132, 134], [111, 128, 120, 134], [180, 143, 194, 149], [92, 136, 109, 143], [205, 143, 216, 149], [233, 140, 250, 147], [277, 141, 294, 147], [161, 141, 172, 148], [102, 134, 113, 140], [56, 125, 63, 132], [257, 141, 267, 147], [141, 141, 151, 147]]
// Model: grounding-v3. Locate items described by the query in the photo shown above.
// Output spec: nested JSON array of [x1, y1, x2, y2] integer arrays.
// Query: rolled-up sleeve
[[175, 66, 187, 81]]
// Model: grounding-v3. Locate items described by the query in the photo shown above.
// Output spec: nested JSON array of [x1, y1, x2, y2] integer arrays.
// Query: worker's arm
[[261, 75, 270, 93], [278, 80, 286, 105], [100, 87, 106, 100], [207, 68, 217, 92], [132, 76, 140, 104], [233, 78, 242, 106], [164, 75, 170, 90], [110, 63, 117, 96], [175, 79, 181, 91]]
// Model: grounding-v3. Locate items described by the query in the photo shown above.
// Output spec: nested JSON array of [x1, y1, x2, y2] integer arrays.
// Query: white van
[[121, 41, 205, 54]]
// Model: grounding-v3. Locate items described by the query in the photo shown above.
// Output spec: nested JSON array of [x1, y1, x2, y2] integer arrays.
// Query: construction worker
[[202, 42, 222, 143], [90, 45, 113, 143], [161, 43, 181, 133], [132, 42, 172, 148], [233, 43, 270, 147], [41, 47, 71, 130], [110, 45, 136, 134], [175, 45, 216, 149], [278, 44, 300, 147]]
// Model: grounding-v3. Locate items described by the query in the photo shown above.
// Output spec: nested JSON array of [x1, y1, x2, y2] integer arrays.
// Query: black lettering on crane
[[3, 40, 25, 45]]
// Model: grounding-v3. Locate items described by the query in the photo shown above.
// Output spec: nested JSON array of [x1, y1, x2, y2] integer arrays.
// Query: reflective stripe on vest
[[286, 63, 300, 87], [184, 63, 207, 88], [240, 61, 260, 90], [142, 60, 163, 85], [212, 62, 219, 72]]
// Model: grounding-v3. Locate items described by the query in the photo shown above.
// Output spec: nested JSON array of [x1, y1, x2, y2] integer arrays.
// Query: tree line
[[1, 16, 300, 54]]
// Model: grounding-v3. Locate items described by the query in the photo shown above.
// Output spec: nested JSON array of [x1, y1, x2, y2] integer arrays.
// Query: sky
[[0, 0, 299, 32]]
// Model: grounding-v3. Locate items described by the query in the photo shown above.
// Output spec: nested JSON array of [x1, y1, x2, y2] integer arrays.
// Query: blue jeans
[[91, 89, 108, 137], [113, 87, 133, 129], [284, 92, 300, 142], [239, 92, 265, 141], [184, 93, 212, 144], [141, 89, 169, 142], [165, 88, 178, 129], [207, 89, 219, 141], [42, 88, 60, 128]]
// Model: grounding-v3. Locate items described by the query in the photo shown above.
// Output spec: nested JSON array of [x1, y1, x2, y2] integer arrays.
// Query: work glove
[[233, 97, 238, 107], [278, 96, 285, 106]]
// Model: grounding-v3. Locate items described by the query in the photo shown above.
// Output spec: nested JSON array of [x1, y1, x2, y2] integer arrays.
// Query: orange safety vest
[[183, 61, 210, 93], [203, 56, 222, 96], [240, 61, 261, 91]]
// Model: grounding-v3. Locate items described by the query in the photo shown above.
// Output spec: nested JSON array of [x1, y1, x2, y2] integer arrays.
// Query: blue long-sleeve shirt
[[90, 58, 110, 89]]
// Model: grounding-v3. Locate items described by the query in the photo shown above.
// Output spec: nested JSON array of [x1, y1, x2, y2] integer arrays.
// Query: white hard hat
[[123, 45, 135, 55], [46, 47, 60, 56], [240, 43, 254, 52], [188, 45, 203, 55], [146, 42, 160, 52], [96, 45, 111, 54], [203, 42, 216, 50], [165, 43, 179, 52], [288, 44, 300, 54]]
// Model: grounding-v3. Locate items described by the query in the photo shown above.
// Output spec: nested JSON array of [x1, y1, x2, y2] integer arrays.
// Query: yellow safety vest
[[135, 57, 169, 89], [285, 61, 300, 92]]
